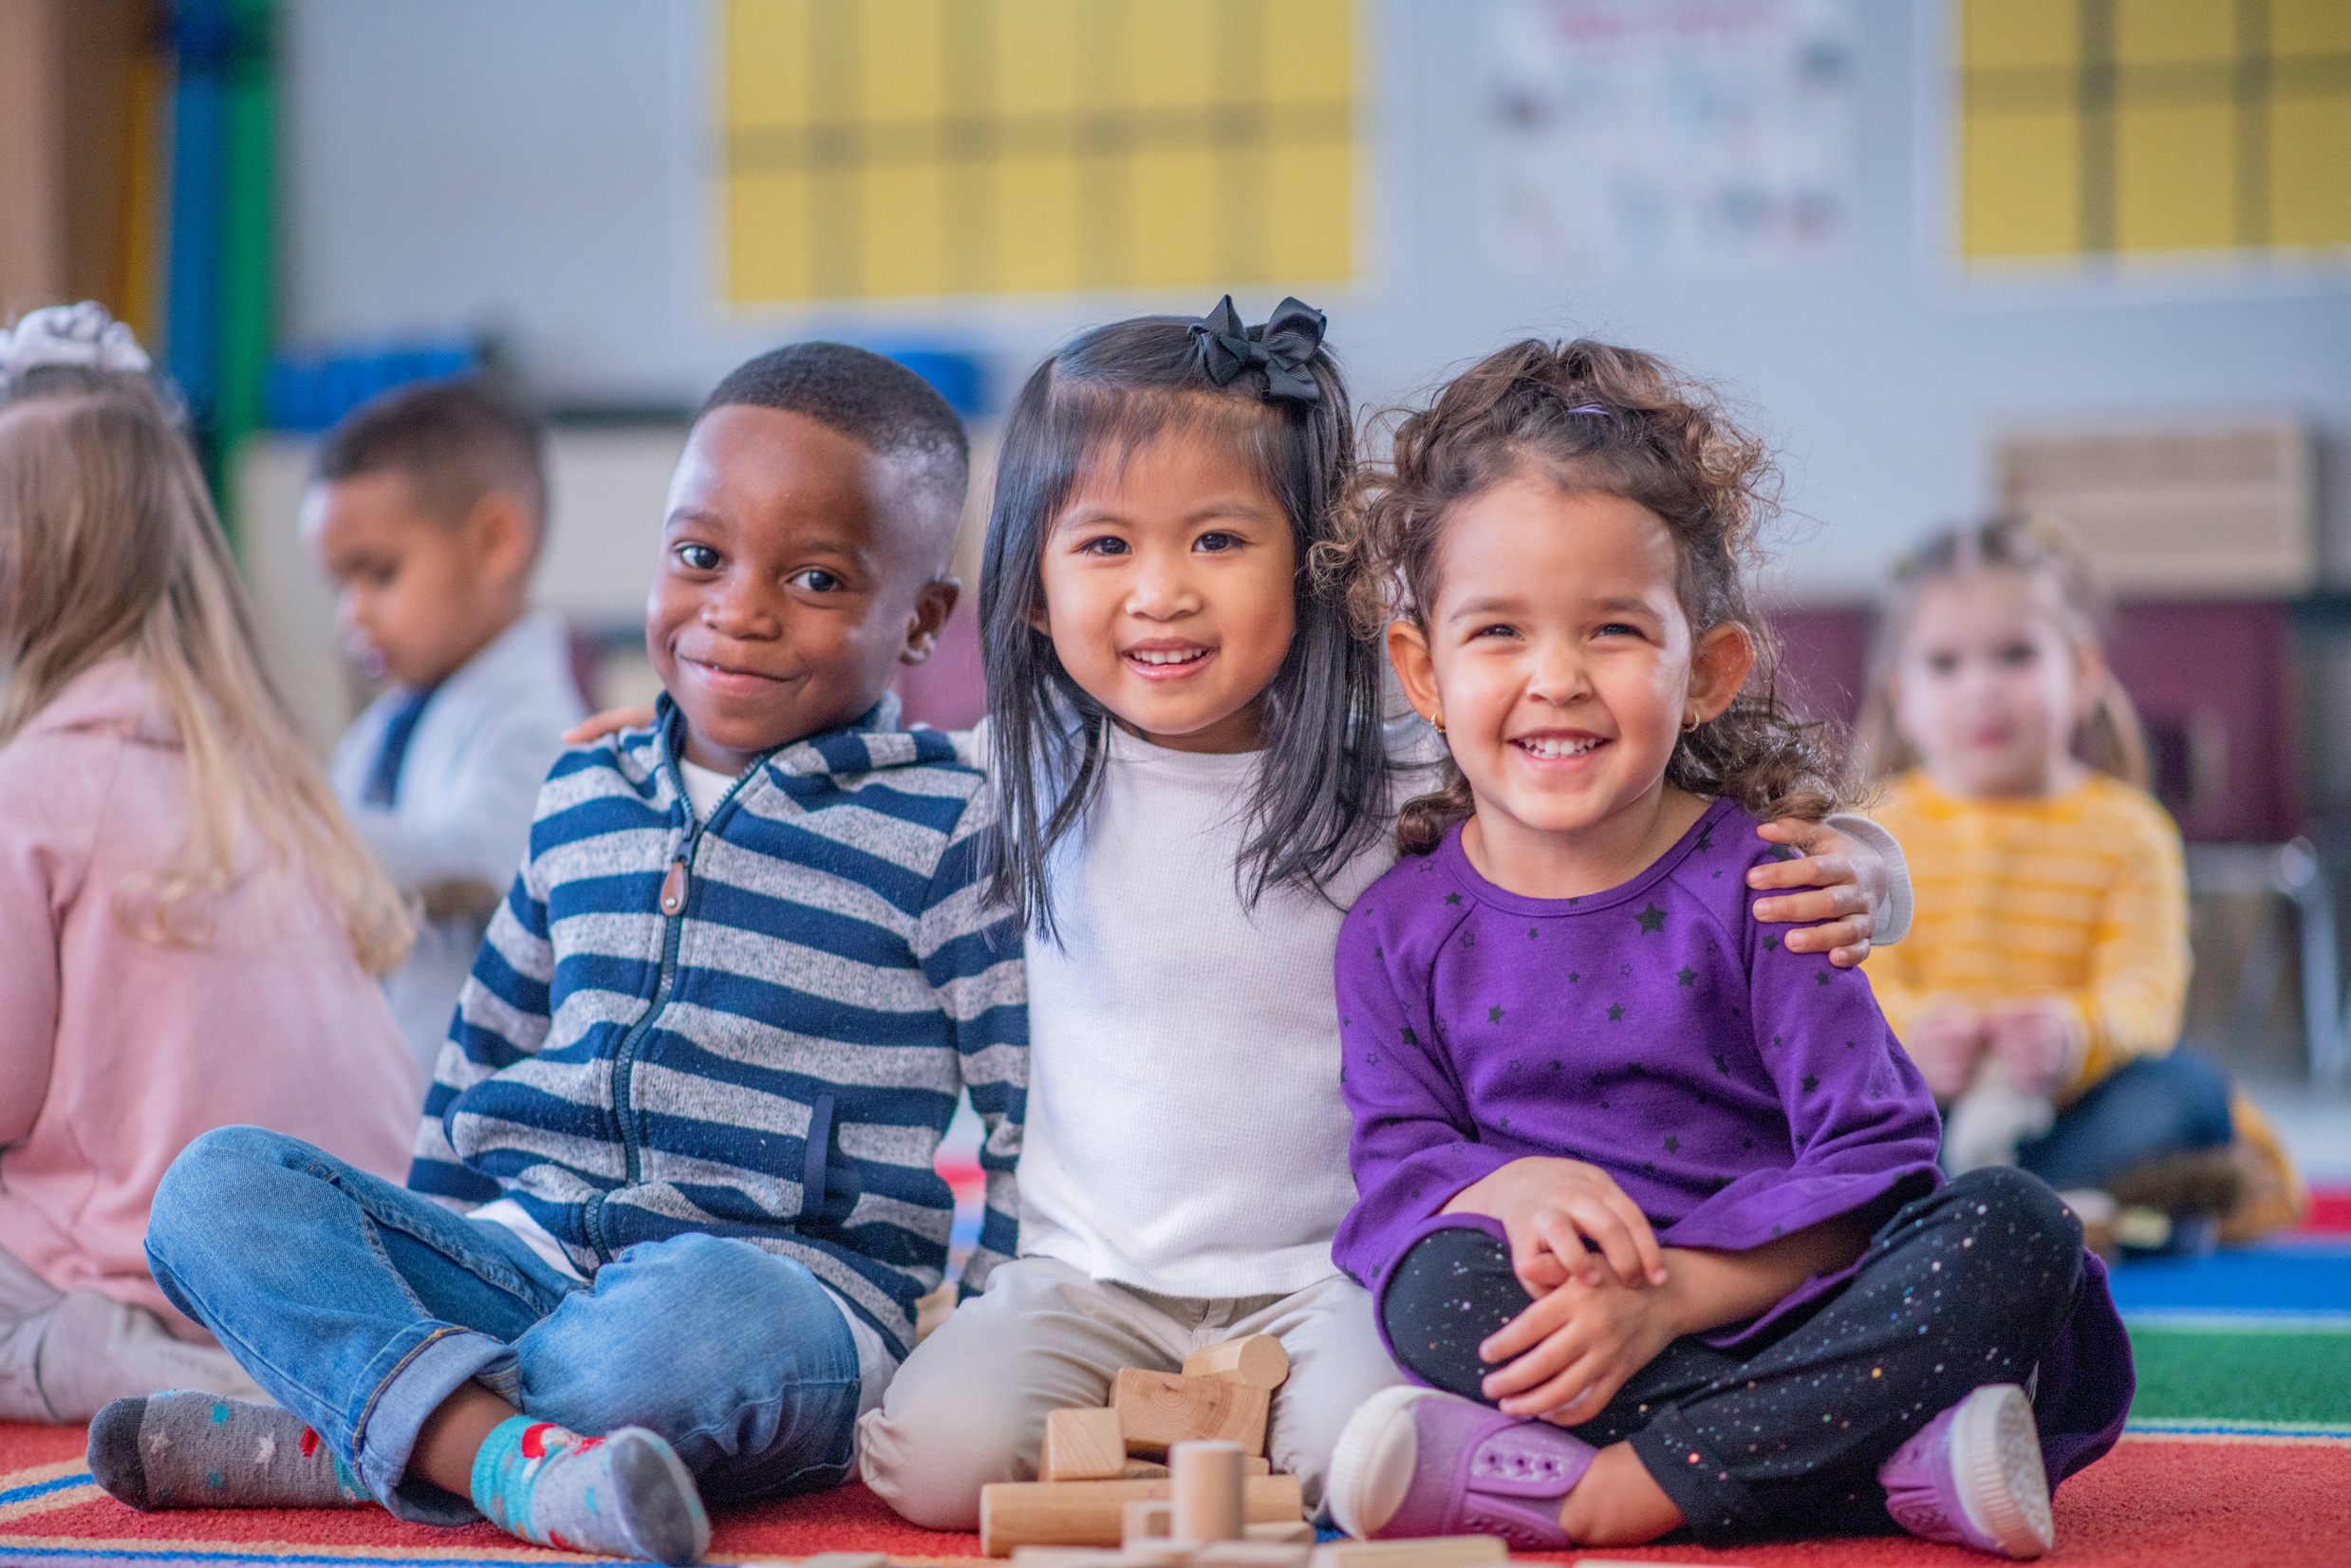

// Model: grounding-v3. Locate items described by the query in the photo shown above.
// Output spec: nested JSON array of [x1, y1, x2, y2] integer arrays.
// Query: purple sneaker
[[1877, 1384, 2055, 1559], [1325, 1386, 1596, 1550]]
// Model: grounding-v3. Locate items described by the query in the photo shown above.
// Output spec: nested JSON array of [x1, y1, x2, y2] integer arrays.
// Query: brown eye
[[790, 568, 843, 592], [676, 542, 720, 572]]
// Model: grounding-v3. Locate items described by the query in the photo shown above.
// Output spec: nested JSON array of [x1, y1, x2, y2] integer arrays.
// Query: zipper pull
[[660, 859, 688, 917]]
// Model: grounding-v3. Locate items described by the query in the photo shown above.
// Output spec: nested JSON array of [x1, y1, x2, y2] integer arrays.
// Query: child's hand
[[1747, 819, 1879, 968], [1443, 1157, 1668, 1294], [1473, 1269, 1680, 1425], [563, 705, 657, 746], [1906, 1000, 1987, 1101], [1983, 999, 2075, 1097]]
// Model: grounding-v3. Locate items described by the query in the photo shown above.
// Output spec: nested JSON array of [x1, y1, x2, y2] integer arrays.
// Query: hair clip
[[1189, 295, 1325, 405], [0, 301, 152, 384]]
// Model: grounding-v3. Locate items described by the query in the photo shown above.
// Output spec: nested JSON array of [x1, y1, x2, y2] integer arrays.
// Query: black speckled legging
[[1379, 1167, 2085, 1545]]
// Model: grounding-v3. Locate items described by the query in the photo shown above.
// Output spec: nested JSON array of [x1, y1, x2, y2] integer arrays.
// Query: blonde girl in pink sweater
[[0, 311, 419, 1422]]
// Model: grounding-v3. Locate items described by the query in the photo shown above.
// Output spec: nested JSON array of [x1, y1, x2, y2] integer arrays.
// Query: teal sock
[[467, 1415, 709, 1564]]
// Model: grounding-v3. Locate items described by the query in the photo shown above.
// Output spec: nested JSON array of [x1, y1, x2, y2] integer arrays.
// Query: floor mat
[[5, 1240, 2343, 1565]]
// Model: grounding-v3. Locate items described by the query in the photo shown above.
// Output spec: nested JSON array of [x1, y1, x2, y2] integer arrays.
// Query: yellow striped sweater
[[1863, 769, 2188, 1101]]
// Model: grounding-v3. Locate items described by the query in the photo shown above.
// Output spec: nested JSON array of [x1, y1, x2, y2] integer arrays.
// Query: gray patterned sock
[[88, 1393, 369, 1510]]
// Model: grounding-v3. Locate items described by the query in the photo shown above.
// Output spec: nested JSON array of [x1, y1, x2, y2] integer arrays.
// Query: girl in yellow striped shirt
[[1857, 516, 2301, 1249]]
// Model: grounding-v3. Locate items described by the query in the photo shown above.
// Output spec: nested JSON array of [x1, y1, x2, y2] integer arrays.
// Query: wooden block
[[980, 1476, 1306, 1556], [1306, 1538, 1506, 1568], [1199, 1544, 1313, 1568], [1171, 1441, 1245, 1543], [1181, 1335, 1290, 1391], [1044, 1406, 1131, 1483], [1241, 1521, 1314, 1544], [1111, 1368, 1270, 1458], [1012, 1551, 1170, 1568], [1120, 1459, 1265, 1480], [1122, 1499, 1175, 1544]]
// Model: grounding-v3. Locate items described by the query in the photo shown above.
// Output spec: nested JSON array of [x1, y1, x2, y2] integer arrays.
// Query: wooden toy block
[[1241, 1522, 1315, 1544], [1180, 1335, 1290, 1391], [1171, 1441, 1245, 1543], [1119, 1458, 1269, 1480], [1111, 1368, 1270, 1458], [980, 1476, 1306, 1556], [1121, 1498, 1177, 1545], [1044, 1406, 1131, 1482], [1011, 1551, 1170, 1568], [1198, 1543, 1314, 1568], [1305, 1537, 1506, 1568]]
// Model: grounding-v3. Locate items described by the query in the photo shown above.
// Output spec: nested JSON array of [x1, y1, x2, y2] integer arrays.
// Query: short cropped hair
[[315, 377, 547, 533], [699, 344, 969, 557]]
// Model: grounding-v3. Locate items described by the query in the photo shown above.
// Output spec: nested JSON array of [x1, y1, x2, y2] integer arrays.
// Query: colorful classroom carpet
[[2, 1204, 2343, 1566]]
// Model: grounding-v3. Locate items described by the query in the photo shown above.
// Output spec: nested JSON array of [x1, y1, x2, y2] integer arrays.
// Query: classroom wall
[[276, 0, 2351, 602]]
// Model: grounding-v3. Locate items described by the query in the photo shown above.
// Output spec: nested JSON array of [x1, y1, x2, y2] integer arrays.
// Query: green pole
[[214, 0, 274, 549]]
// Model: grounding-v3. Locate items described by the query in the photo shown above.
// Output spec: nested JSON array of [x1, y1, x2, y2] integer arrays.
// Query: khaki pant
[[0, 1242, 264, 1423], [858, 1256, 1404, 1528]]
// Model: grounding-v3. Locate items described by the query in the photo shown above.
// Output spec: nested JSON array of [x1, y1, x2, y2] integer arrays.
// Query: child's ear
[[466, 489, 536, 588], [1387, 619, 1442, 725], [2069, 637, 2110, 724], [899, 577, 961, 665], [1687, 622, 1756, 722]]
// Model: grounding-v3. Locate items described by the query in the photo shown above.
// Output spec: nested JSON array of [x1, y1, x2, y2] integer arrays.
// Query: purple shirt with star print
[[1333, 797, 1948, 1345]]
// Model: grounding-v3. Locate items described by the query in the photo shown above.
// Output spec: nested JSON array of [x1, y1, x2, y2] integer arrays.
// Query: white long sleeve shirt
[[330, 610, 588, 1085]]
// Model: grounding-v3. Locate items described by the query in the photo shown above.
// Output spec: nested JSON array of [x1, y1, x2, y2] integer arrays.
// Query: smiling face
[[645, 405, 957, 775], [1388, 475, 1751, 895], [1891, 567, 2097, 799], [1032, 427, 1297, 754]]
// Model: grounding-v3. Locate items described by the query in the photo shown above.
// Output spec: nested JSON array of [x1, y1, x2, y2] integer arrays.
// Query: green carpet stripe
[[2125, 1325, 2351, 1426]]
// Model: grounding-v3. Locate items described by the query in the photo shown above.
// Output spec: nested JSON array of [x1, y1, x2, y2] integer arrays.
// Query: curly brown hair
[[1320, 337, 1840, 855]]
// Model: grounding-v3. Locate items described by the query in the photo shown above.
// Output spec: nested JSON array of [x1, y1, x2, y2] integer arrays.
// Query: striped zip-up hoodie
[[409, 697, 1024, 1357]]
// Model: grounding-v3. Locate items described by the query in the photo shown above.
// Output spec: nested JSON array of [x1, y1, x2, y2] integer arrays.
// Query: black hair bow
[[1188, 295, 1326, 405]]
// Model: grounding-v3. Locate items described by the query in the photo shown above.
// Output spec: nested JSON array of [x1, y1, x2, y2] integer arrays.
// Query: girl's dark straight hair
[[979, 312, 1387, 939]]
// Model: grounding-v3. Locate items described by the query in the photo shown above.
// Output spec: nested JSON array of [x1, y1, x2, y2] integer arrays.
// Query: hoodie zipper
[[583, 737, 767, 1260]]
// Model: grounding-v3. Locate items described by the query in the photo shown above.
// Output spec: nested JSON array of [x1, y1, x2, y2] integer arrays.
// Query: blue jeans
[[2015, 1049, 2236, 1192], [145, 1127, 861, 1525]]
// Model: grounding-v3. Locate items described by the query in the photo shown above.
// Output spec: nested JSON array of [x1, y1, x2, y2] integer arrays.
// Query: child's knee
[[1928, 1167, 2083, 1326], [149, 1126, 296, 1251], [859, 1345, 1034, 1528], [1376, 1223, 1528, 1400]]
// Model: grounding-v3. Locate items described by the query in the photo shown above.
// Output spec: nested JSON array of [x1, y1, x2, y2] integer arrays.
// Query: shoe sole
[[1326, 1385, 1442, 1540], [1949, 1385, 2055, 1559], [607, 1428, 712, 1565]]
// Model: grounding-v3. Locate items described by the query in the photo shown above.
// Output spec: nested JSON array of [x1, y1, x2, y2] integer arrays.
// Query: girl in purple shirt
[[1317, 340, 2130, 1559]]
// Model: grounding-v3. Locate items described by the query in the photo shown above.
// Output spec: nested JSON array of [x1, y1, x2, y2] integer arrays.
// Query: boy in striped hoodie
[[94, 345, 1023, 1565]]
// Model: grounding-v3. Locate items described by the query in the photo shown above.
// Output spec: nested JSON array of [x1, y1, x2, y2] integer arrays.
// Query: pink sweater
[[0, 660, 417, 1334]]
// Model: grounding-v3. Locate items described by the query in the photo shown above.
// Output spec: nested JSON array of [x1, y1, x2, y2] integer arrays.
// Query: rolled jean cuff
[[1626, 1406, 1761, 1545], [351, 1324, 517, 1525]]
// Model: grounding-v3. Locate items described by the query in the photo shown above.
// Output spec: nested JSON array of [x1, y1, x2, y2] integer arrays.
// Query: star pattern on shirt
[[1763, 933, 1780, 951], [1816, 971, 1833, 987], [1444, 892, 1463, 905], [1569, 971, 1580, 982], [1713, 1052, 1731, 1074], [1677, 966, 1696, 986], [1768, 844, 1801, 862], [1463, 929, 1477, 947], [1527, 926, 1539, 939], [1636, 903, 1667, 934], [1488, 1005, 1504, 1023], [1607, 1003, 1625, 1021], [1696, 824, 1714, 851], [1400, 1027, 1417, 1045], [1664, 1135, 1679, 1153], [1801, 1073, 1820, 1092]]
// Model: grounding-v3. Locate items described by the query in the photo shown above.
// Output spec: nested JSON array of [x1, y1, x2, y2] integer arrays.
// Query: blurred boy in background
[[307, 379, 587, 1085]]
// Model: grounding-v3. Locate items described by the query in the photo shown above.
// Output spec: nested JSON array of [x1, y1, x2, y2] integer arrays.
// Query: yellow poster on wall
[[1955, 0, 2351, 265], [718, 0, 1358, 304]]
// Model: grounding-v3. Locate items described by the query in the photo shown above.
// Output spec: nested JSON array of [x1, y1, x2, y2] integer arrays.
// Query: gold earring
[[1427, 710, 1446, 737]]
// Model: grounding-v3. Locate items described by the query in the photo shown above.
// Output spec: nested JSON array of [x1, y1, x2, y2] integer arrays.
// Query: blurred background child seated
[[0, 305, 419, 1422], [1858, 514, 2304, 1256], [305, 378, 586, 1086]]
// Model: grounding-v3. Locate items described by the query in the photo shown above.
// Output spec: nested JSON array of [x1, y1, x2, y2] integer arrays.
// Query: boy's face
[[303, 471, 527, 689], [647, 405, 957, 775]]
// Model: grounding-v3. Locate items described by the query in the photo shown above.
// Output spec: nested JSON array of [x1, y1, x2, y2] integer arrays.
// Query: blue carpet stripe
[[0, 1474, 89, 1508]]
